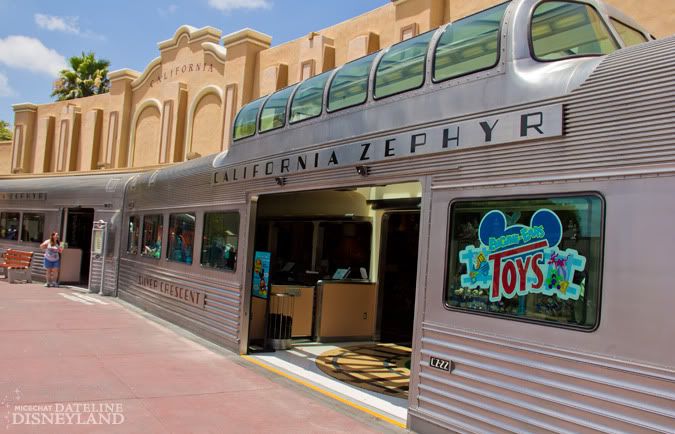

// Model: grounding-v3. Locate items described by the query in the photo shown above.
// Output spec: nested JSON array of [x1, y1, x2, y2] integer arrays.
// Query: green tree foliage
[[0, 120, 11, 141], [51, 52, 110, 101]]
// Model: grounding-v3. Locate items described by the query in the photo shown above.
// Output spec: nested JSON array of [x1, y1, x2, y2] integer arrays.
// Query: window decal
[[458, 208, 586, 302]]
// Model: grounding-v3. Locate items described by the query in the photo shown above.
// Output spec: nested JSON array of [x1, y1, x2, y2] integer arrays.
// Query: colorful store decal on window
[[458, 209, 586, 302], [252, 251, 271, 299]]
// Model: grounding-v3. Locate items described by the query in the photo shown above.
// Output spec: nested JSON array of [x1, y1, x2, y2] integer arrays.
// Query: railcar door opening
[[246, 181, 421, 406], [61, 207, 94, 285]]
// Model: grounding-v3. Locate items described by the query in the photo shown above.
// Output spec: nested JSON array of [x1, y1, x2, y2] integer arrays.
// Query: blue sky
[[0, 0, 386, 125]]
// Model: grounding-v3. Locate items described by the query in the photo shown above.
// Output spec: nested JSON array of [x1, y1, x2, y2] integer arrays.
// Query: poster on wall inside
[[458, 209, 587, 302], [252, 251, 271, 299]]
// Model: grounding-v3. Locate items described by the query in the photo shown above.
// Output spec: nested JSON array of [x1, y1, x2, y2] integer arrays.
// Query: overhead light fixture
[[355, 165, 370, 177]]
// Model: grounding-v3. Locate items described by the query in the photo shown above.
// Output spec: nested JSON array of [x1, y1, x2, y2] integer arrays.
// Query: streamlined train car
[[1, 0, 673, 431], [0, 173, 134, 292]]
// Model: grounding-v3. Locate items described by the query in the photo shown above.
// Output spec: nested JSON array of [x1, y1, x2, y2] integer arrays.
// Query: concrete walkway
[[0, 280, 405, 433]]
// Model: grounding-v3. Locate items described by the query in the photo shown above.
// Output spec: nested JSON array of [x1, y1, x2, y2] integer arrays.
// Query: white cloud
[[0, 72, 15, 97], [158, 4, 179, 16], [208, 0, 272, 12], [0, 36, 67, 77], [35, 13, 80, 34]]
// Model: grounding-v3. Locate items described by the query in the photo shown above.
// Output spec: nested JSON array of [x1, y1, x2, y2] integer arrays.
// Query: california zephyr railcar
[[2, 0, 674, 432]]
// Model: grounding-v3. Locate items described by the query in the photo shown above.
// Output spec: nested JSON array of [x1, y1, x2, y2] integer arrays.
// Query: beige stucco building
[[3, 0, 672, 177]]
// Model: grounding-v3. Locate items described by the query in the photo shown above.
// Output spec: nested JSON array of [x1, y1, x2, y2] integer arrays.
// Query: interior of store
[[247, 182, 421, 416]]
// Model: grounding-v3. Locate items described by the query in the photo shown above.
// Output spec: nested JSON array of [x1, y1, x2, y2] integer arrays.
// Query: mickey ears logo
[[478, 208, 562, 250]]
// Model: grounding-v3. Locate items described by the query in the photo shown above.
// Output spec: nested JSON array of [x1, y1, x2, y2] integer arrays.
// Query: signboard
[[137, 275, 206, 308], [91, 221, 107, 256], [213, 104, 563, 185], [0, 192, 47, 201], [458, 209, 586, 302], [252, 251, 271, 299]]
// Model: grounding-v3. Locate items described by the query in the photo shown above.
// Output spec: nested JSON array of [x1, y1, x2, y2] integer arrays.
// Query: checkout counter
[[250, 279, 377, 344]]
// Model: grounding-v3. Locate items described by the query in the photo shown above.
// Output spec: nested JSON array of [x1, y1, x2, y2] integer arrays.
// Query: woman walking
[[40, 232, 62, 287]]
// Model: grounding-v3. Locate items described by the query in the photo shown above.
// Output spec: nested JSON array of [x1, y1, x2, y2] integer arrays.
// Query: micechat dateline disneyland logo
[[5, 402, 125, 426]]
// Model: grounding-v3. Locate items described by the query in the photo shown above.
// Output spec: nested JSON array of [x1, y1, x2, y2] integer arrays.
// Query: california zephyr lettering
[[212, 104, 563, 185]]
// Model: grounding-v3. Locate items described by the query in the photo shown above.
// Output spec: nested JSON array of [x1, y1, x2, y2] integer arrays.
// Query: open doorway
[[246, 182, 421, 419], [62, 208, 94, 285]]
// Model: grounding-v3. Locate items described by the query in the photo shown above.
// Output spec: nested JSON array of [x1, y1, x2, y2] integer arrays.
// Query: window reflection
[[168, 213, 195, 264], [21, 213, 45, 243], [0, 212, 19, 241], [142, 215, 163, 259], [201, 212, 239, 271]]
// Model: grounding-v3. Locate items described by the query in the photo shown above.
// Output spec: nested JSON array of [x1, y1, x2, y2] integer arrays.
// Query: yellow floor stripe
[[241, 355, 407, 429]]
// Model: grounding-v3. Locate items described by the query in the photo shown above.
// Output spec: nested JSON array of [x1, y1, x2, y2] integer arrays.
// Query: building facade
[[3, 0, 672, 177]]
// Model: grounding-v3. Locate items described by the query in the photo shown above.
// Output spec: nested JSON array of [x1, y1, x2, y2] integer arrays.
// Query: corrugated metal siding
[[412, 38, 675, 432], [416, 324, 675, 434], [117, 259, 242, 351]]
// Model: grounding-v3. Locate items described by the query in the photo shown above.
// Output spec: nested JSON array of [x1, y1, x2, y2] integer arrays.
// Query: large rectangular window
[[327, 53, 376, 112], [446, 195, 603, 329], [141, 215, 163, 259], [21, 213, 45, 243], [127, 216, 140, 254], [167, 213, 195, 264], [530, 1, 618, 61], [0, 212, 20, 241], [433, 2, 508, 82], [374, 30, 433, 99], [201, 212, 240, 271]]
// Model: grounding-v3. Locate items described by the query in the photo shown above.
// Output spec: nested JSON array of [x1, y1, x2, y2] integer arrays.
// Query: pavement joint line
[[241, 354, 407, 429]]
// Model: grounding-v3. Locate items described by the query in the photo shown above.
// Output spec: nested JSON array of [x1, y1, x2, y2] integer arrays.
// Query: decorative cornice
[[12, 103, 38, 113], [158, 25, 222, 51], [201, 42, 228, 64], [108, 69, 140, 82], [221, 28, 272, 49], [131, 57, 162, 89]]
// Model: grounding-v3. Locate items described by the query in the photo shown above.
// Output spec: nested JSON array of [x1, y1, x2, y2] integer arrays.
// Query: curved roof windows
[[259, 85, 297, 133], [374, 31, 434, 99], [327, 53, 376, 112], [289, 71, 331, 124], [610, 18, 648, 47], [232, 97, 265, 141], [433, 2, 509, 82], [531, 1, 619, 61]]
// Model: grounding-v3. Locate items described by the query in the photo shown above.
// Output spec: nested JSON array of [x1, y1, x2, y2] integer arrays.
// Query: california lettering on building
[[212, 105, 563, 184]]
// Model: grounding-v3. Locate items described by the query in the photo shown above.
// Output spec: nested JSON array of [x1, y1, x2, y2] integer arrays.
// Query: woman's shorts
[[44, 258, 60, 269]]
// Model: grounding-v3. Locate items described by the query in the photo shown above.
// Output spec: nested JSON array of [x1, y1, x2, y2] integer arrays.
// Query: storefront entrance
[[245, 182, 420, 418], [62, 208, 94, 285]]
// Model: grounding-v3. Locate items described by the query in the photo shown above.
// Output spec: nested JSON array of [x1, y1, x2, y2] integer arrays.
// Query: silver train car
[[0, 173, 134, 292], [2, 0, 674, 431]]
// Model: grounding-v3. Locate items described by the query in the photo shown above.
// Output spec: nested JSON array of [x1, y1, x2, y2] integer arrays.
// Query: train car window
[[200, 212, 240, 272], [167, 213, 195, 265], [530, 1, 619, 61], [327, 53, 376, 112], [374, 30, 434, 99], [127, 216, 140, 255], [609, 18, 648, 47], [433, 2, 509, 82], [289, 71, 331, 124], [0, 212, 20, 241], [21, 213, 44, 243], [141, 214, 163, 259], [232, 97, 265, 141], [446, 194, 603, 330], [259, 85, 297, 133]]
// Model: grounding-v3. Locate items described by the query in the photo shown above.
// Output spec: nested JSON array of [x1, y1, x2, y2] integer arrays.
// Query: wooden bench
[[0, 249, 34, 283]]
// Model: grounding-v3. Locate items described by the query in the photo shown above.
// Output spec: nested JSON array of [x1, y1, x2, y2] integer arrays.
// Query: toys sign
[[458, 209, 586, 302]]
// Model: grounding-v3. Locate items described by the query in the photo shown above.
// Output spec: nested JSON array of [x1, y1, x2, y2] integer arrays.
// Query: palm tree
[[51, 52, 110, 101]]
